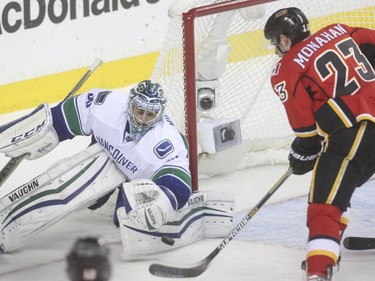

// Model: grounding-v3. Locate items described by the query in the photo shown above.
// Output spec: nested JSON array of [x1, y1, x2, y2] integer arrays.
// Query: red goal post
[[152, 0, 375, 190], [183, 0, 276, 190]]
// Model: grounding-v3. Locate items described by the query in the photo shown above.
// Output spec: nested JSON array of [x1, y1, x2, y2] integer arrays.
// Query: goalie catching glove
[[289, 137, 321, 175], [117, 179, 177, 231]]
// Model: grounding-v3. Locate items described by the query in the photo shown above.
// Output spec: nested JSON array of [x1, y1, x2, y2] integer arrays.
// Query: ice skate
[[306, 266, 333, 281]]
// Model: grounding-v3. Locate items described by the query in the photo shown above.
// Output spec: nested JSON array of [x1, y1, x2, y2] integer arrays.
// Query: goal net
[[151, 0, 375, 189]]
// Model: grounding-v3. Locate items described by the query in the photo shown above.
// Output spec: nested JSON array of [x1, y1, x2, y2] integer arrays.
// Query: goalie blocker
[[0, 103, 59, 160]]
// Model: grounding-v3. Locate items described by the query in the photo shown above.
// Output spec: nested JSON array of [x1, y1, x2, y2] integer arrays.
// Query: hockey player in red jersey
[[264, 7, 375, 281]]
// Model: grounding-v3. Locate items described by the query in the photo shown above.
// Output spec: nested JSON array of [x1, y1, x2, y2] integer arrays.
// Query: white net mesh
[[151, 0, 375, 177]]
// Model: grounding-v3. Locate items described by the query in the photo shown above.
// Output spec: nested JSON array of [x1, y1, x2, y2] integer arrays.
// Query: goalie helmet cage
[[151, 0, 375, 190]]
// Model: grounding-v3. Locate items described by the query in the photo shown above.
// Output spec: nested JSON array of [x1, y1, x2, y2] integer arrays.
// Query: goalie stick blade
[[149, 258, 211, 278], [343, 237, 375, 250]]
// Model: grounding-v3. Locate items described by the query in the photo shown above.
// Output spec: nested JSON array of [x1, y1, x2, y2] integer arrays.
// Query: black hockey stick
[[343, 236, 375, 250], [149, 166, 293, 278], [0, 58, 103, 187]]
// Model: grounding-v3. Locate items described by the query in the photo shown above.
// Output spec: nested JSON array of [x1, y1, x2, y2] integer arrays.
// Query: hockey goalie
[[0, 80, 234, 259]]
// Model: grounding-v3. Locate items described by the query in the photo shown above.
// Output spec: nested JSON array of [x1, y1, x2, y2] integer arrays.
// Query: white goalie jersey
[[51, 88, 192, 209]]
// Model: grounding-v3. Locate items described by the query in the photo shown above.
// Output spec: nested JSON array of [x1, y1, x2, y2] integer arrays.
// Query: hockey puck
[[161, 236, 175, 246]]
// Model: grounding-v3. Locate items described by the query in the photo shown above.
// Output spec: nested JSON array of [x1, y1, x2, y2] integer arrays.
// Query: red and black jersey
[[271, 24, 375, 140]]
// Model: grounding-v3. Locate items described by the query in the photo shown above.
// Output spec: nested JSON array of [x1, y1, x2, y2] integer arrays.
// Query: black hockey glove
[[289, 137, 321, 175]]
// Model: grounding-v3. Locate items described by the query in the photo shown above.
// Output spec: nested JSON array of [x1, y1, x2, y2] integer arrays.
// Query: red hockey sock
[[306, 203, 342, 276]]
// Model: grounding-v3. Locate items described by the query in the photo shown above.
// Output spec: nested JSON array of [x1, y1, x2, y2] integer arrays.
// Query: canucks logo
[[154, 139, 174, 159]]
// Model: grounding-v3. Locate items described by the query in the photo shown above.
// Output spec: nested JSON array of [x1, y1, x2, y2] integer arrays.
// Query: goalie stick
[[0, 58, 103, 188], [149, 167, 293, 278], [343, 236, 375, 250]]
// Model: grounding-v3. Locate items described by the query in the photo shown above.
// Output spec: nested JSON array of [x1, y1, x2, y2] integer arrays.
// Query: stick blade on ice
[[343, 237, 375, 250], [149, 259, 210, 278]]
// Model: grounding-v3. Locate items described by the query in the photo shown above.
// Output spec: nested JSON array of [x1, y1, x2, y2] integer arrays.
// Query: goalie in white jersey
[[0, 80, 204, 255], [51, 80, 192, 229]]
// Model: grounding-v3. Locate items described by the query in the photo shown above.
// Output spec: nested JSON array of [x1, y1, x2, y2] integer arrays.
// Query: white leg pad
[[118, 190, 234, 260], [0, 143, 126, 253]]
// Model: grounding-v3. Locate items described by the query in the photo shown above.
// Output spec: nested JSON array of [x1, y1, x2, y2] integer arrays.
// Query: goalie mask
[[264, 7, 310, 48], [128, 80, 166, 141], [66, 237, 111, 281]]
